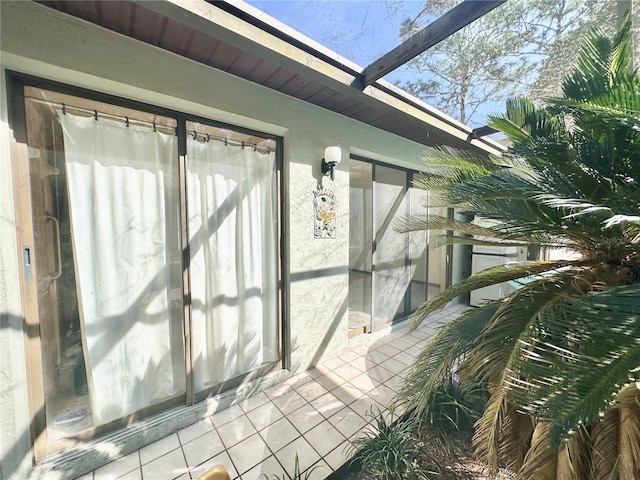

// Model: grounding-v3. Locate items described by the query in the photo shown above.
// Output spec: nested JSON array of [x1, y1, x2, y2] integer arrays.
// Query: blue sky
[[245, 1, 629, 129], [246, 0, 428, 83]]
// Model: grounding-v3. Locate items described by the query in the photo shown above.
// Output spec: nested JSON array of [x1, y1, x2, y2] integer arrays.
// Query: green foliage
[[399, 0, 535, 124], [400, 0, 619, 124], [398, 304, 498, 417], [420, 377, 489, 434], [507, 284, 640, 444], [398, 13, 640, 479], [260, 454, 317, 480], [407, 260, 570, 329], [348, 407, 429, 480]]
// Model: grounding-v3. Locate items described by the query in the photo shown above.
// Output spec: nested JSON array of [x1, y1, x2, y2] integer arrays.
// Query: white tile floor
[[74, 305, 466, 480]]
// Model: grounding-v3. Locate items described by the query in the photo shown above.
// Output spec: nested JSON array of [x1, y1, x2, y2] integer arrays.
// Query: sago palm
[[396, 13, 640, 480]]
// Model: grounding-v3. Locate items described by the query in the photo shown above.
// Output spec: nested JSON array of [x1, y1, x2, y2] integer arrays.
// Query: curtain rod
[[25, 96, 277, 154]]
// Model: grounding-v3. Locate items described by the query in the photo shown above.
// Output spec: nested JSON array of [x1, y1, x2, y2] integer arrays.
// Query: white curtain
[[187, 138, 279, 390], [60, 113, 185, 426]]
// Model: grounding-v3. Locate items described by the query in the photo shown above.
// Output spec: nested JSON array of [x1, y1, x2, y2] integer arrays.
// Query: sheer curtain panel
[[187, 137, 279, 391], [60, 113, 185, 426]]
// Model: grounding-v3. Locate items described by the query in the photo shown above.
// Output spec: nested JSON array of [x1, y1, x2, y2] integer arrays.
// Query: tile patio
[[73, 305, 467, 480]]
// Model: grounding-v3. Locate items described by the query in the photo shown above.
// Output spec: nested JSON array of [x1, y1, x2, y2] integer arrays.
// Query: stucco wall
[[0, 1, 433, 477]]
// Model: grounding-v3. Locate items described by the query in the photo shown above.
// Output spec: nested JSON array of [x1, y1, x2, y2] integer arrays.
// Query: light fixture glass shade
[[324, 146, 341, 164]]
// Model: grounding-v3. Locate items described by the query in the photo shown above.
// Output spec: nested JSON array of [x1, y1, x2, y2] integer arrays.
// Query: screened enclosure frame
[[7, 71, 287, 461]]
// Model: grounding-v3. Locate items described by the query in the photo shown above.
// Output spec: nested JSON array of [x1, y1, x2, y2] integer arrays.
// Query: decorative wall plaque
[[313, 185, 337, 239]]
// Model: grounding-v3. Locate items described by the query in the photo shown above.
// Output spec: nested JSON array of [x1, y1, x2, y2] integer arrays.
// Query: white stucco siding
[[1, 1, 430, 476]]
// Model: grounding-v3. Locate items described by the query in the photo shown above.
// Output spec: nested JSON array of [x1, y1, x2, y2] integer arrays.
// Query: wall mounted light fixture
[[321, 146, 342, 181]]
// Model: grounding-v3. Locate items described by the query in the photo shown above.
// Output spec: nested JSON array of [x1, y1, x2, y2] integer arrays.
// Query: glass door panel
[[186, 121, 280, 393], [348, 159, 373, 337], [373, 165, 410, 329], [22, 87, 185, 448], [409, 184, 428, 310], [427, 205, 449, 298], [348, 160, 450, 336]]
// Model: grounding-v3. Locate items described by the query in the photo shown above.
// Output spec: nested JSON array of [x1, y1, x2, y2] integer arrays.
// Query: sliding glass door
[[14, 80, 281, 459], [348, 158, 449, 337], [20, 87, 186, 451], [348, 159, 373, 336], [373, 165, 410, 330], [186, 121, 280, 396]]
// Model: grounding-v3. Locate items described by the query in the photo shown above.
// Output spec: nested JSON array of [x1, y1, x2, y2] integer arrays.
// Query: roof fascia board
[[138, 0, 357, 88], [363, 85, 503, 156], [372, 82, 505, 155], [354, 0, 507, 90], [220, 0, 363, 76]]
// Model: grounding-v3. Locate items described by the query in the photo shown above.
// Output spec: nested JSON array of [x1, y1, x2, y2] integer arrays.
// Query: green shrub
[[261, 454, 317, 480], [421, 376, 488, 433], [348, 407, 429, 480]]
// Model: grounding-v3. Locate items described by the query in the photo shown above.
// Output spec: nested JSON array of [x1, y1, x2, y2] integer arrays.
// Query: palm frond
[[413, 147, 499, 192], [603, 214, 640, 230], [517, 422, 558, 479], [600, 215, 640, 245], [436, 170, 540, 206], [473, 386, 509, 473], [397, 303, 498, 417], [426, 234, 533, 250], [471, 272, 593, 474], [551, 92, 640, 128], [561, 13, 634, 103], [395, 214, 495, 236], [499, 406, 535, 474], [616, 384, 640, 479], [535, 195, 613, 219], [556, 438, 575, 480], [590, 406, 620, 480], [431, 181, 618, 248], [468, 269, 593, 384], [506, 284, 640, 447], [564, 427, 591, 480], [408, 260, 571, 329], [417, 146, 500, 174], [489, 97, 566, 146], [608, 11, 634, 83], [395, 213, 544, 247]]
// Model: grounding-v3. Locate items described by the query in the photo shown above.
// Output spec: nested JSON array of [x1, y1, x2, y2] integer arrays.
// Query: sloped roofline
[[203, 0, 507, 155]]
